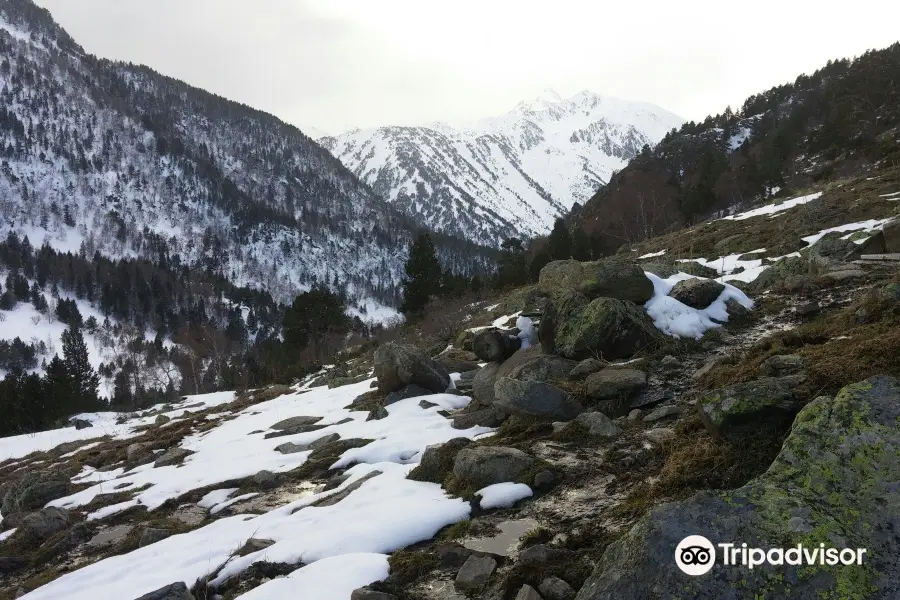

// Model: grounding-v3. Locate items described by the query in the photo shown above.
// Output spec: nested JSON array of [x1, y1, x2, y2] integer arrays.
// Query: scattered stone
[[692, 358, 719, 380], [506, 353, 577, 385], [154, 414, 171, 426], [134, 582, 195, 600], [385, 384, 433, 406], [252, 470, 277, 489], [172, 505, 206, 527], [669, 278, 725, 309], [154, 447, 192, 468], [263, 423, 326, 439], [795, 301, 820, 317], [243, 538, 275, 553], [20, 506, 70, 543], [539, 577, 576, 600], [627, 409, 643, 421], [532, 470, 559, 490], [274, 442, 306, 455], [308, 433, 341, 450], [452, 408, 506, 430], [435, 354, 481, 374], [70, 418, 93, 429], [760, 354, 804, 377], [409, 438, 473, 484], [494, 378, 583, 420], [540, 293, 662, 360], [697, 376, 802, 436], [824, 268, 866, 282], [515, 584, 543, 600], [366, 406, 389, 421], [454, 555, 497, 592], [436, 542, 473, 567], [473, 329, 522, 362], [374, 342, 451, 394], [642, 405, 681, 422], [127, 442, 154, 463], [270, 415, 322, 431], [459, 369, 480, 381], [539, 259, 654, 303], [574, 412, 623, 439], [568, 358, 605, 379], [350, 590, 398, 600], [312, 471, 382, 508], [139, 527, 171, 547], [575, 376, 900, 599], [584, 368, 647, 400], [643, 428, 675, 445], [518, 544, 566, 566], [88, 524, 134, 548], [452, 446, 536, 489], [659, 355, 681, 370], [419, 399, 439, 409]]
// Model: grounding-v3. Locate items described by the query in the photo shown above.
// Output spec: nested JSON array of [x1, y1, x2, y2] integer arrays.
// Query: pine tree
[[400, 233, 442, 316], [496, 238, 530, 288], [547, 218, 572, 260], [61, 326, 100, 410], [283, 287, 350, 355]]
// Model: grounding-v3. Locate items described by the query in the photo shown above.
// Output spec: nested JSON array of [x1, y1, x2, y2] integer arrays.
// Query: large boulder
[[668, 278, 725, 309], [506, 353, 577, 384], [540, 292, 662, 360], [409, 438, 473, 483], [1, 471, 69, 523], [539, 259, 654, 303], [472, 361, 503, 405], [697, 376, 803, 436], [452, 446, 536, 489], [584, 368, 647, 400], [20, 506, 70, 543], [575, 376, 900, 600], [473, 330, 521, 362], [373, 342, 450, 394], [883, 218, 900, 252], [494, 378, 583, 420]]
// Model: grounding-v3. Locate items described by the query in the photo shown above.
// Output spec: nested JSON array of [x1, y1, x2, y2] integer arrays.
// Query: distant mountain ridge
[[320, 90, 684, 246]]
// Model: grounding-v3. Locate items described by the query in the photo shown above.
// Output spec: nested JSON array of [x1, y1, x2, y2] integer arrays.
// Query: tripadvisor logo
[[675, 535, 867, 576]]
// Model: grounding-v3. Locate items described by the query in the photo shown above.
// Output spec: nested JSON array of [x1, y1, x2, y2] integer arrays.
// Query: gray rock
[[154, 447, 192, 468], [669, 278, 725, 309], [435, 354, 481, 374], [87, 524, 134, 548], [642, 428, 675, 445], [452, 446, 536, 489], [473, 329, 522, 362], [627, 409, 643, 421], [575, 376, 900, 600], [454, 554, 497, 591], [139, 527, 171, 547], [642, 405, 681, 422], [20, 506, 70, 542], [374, 342, 451, 394], [532, 470, 559, 490], [472, 361, 502, 405], [568, 358, 605, 379], [584, 368, 647, 400], [274, 442, 307, 454], [519, 544, 567, 566], [1, 470, 69, 518], [127, 442, 154, 463], [452, 408, 506, 430], [659, 355, 681, 370], [494, 378, 583, 420], [366, 406, 389, 421], [795, 301, 820, 317], [243, 538, 275, 552], [270, 415, 322, 431], [133, 582, 195, 600], [574, 412, 623, 439], [350, 590, 398, 600], [540, 576, 575, 600], [506, 354, 577, 384], [263, 423, 326, 438], [409, 438, 472, 484], [252, 470, 277, 489], [760, 354, 804, 377], [515, 584, 544, 600], [385, 384, 433, 405], [154, 414, 171, 426], [539, 259, 654, 303], [697, 376, 802, 435], [0, 556, 26, 574], [308, 433, 341, 450], [70, 418, 93, 429]]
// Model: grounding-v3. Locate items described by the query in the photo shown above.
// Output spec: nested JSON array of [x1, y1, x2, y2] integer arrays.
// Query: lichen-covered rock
[[127, 442, 154, 463], [455, 554, 497, 591], [373, 342, 451, 394], [584, 368, 647, 400], [569, 358, 605, 379], [751, 254, 828, 291], [154, 447, 192, 468], [452, 446, 536, 490], [760, 354, 804, 377], [539, 259, 654, 303], [1, 471, 69, 520], [139, 527, 171, 548], [804, 232, 858, 261], [574, 412, 622, 439], [409, 438, 473, 484], [494, 378, 583, 420], [20, 506, 70, 543], [540, 576, 576, 600], [697, 376, 802, 435], [506, 353, 577, 384], [472, 361, 503, 405], [540, 292, 662, 360], [575, 376, 900, 600], [668, 278, 725, 309], [473, 329, 522, 363]]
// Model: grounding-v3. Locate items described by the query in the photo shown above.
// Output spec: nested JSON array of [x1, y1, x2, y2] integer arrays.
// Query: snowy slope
[[321, 90, 684, 246]]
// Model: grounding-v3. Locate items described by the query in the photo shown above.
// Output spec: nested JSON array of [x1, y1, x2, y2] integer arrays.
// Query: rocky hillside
[[2, 163, 899, 599], [321, 91, 683, 246], [573, 42, 900, 256]]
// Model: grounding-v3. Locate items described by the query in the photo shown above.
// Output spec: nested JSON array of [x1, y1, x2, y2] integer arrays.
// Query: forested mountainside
[[322, 91, 683, 246], [573, 42, 900, 255]]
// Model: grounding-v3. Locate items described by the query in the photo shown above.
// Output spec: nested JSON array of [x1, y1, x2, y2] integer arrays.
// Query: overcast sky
[[34, 0, 900, 136]]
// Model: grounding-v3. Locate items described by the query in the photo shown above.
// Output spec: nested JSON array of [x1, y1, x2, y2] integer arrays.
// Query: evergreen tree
[[547, 218, 572, 260], [61, 326, 100, 410], [400, 233, 442, 316], [283, 287, 350, 353], [496, 238, 529, 289], [571, 228, 592, 261]]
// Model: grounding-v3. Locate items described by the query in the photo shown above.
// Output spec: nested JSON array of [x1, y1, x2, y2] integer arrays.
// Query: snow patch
[[643, 273, 754, 339], [476, 483, 533, 509]]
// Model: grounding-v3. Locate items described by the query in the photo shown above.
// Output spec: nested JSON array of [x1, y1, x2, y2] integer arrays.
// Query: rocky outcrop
[[1, 471, 69, 525], [506, 353, 577, 384], [494, 378, 583, 420], [668, 278, 725, 309], [697, 376, 803, 436], [20, 506, 70, 543], [455, 555, 497, 592], [270, 415, 322, 430], [473, 330, 522, 362], [374, 343, 451, 394], [540, 292, 662, 360], [452, 446, 536, 489], [574, 412, 622, 439], [539, 259, 654, 303], [584, 368, 647, 400], [575, 376, 900, 600], [408, 438, 473, 484]]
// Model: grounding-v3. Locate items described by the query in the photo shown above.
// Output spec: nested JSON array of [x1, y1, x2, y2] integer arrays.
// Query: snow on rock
[[719, 192, 822, 221], [801, 218, 894, 246], [638, 249, 667, 259], [516, 316, 535, 350], [0, 528, 16, 542], [476, 483, 534, 510], [234, 553, 390, 600], [210, 493, 259, 515], [643, 273, 754, 339], [198, 488, 240, 509]]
